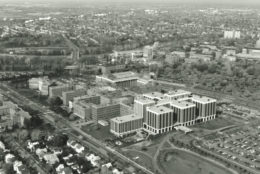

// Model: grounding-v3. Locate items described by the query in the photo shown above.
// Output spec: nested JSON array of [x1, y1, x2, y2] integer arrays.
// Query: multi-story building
[[62, 89, 87, 106], [143, 45, 153, 60], [224, 30, 241, 39], [110, 114, 143, 137], [188, 95, 217, 122], [169, 100, 196, 126], [96, 71, 138, 88], [143, 92, 165, 102], [164, 89, 192, 101], [91, 103, 121, 123], [28, 78, 40, 89], [73, 100, 92, 120], [144, 105, 174, 134], [0, 101, 31, 131], [39, 78, 51, 96], [134, 97, 155, 120], [49, 84, 73, 98], [72, 95, 101, 119]]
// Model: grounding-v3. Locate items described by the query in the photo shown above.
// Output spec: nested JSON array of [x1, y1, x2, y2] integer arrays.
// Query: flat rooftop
[[143, 92, 165, 100], [191, 95, 217, 104], [112, 71, 138, 79], [111, 114, 142, 123], [165, 89, 191, 97], [147, 105, 173, 114], [97, 71, 138, 83], [170, 100, 195, 109], [135, 97, 156, 105], [75, 100, 91, 109]]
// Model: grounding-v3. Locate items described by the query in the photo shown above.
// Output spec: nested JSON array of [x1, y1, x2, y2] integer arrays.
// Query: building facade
[[144, 106, 174, 134], [189, 95, 217, 122], [96, 71, 138, 88], [92, 103, 121, 123], [73, 101, 92, 120], [169, 100, 196, 126], [134, 97, 155, 120], [110, 115, 143, 137], [62, 89, 87, 106], [49, 85, 73, 98]]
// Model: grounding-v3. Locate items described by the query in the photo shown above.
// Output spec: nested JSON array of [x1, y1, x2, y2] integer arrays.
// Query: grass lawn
[[158, 149, 234, 174], [81, 124, 115, 141], [192, 117, 235, 130], [124, 150, 154, 172]]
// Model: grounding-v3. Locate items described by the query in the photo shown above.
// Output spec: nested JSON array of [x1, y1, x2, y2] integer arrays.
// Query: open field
[[192, 117, 235, 130], [123, 150, 154, 172], [158, 149, 234, 174], [81, 124, 115, 141]]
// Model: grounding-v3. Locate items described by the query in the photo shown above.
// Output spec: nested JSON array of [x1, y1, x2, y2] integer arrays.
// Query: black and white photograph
[[0, 0, 259, 174]]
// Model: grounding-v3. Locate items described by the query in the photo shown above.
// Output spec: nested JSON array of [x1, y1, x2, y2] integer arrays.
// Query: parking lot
[[202, 125, 260, 171]]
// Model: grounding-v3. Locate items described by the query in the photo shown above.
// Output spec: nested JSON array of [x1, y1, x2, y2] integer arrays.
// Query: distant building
[[73, 95, 101, 120], [91, 103, 121, 123], [164, 89, 191, 101], [165, 51, 185, 65], [29, 78, 40, 89], [39, 78, 51, 96], [110, 114, 143, 137], [73, 100, 92, 120], [143, 46, 153, 60], [62, 89, 87, 106], [134, 97, 155, 119], [28, 77, 50, 95], [224, 30, 241, 39], [143, 92, 165, 102], [255, 39, 260, 48], [0, 101, 31, 131], [99, 64, 126, 75], [96, 71, 138, 87], [49, 84, 74, 98]]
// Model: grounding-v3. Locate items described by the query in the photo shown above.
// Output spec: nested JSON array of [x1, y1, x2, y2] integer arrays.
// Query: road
[[0, 83, 154, 174]]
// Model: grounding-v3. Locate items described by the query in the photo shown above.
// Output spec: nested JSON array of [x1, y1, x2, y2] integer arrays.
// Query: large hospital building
[[110, 90, 217, 136], [96, 71, 138, 88]]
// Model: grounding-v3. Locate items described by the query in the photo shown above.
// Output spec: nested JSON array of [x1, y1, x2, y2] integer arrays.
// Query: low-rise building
[[110, 114, 143, 137], [62, 89, 87, 106], [164, 89, 192, 101], [0, 101, 31, 131], [96, 71, 138, 87], [143, 92, 165, 102], [49, 84, 74, 98]]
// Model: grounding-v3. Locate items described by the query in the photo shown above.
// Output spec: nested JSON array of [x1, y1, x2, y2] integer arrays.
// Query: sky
[[0, 0, 259, 3], [0, 0, 260, 6]]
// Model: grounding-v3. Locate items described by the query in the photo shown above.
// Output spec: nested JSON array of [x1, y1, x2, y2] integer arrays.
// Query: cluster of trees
[[158, 59, 260, 100], [0, 33, 66, 48], [0, 56, 72, 74]]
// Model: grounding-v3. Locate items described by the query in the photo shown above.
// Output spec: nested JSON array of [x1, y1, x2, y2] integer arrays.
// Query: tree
[[25, 116, 43, 129], [50, 134, 68, 147], [3, 163, 15, 174], [18, 129, 29, 141], [49, 97, 63, 107]]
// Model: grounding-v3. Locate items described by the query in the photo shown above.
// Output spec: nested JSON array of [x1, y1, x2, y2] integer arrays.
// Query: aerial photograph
[[0, 0, 260, 173]]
